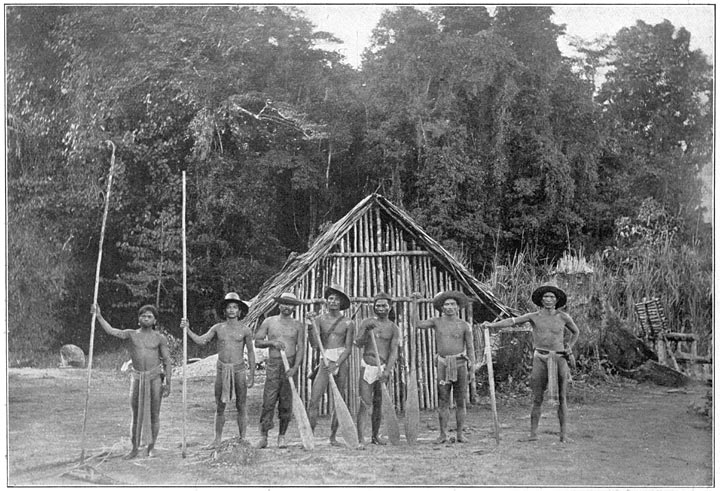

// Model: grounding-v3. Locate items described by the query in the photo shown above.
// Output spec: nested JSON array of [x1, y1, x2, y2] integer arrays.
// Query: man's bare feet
[[371, 436, 387, 445], [256, 435, 268, 449], [434, 434, 448, 444], [519, 434, 538, 442], [123, 448, 139, 460], [146, 446, 157, 458], [456, 434, 468, 443], [203, 440, 221, 450], [277, 435, 287, 449], [329, 437, 343, 447]]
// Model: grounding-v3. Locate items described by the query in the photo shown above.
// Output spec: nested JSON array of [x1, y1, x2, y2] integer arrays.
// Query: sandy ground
[[7, 367, 713, 486]]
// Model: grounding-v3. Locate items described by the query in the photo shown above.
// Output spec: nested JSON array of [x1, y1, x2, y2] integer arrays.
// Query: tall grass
[[487, 238, 713, 358]]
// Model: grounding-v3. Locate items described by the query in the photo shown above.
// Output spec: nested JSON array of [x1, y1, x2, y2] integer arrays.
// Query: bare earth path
[[7, 368, 712, 486]]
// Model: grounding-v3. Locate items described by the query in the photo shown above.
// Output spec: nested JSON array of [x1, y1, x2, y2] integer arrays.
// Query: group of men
[[92, 281, 579, 458]]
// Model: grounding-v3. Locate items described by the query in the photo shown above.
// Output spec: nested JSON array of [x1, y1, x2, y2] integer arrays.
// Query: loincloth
[[130, 365, 164, 446], [533, 349, 562, 406], [436, 353, 467, 385], [360, 359, 385, 384], [217, 360, 246, 403]]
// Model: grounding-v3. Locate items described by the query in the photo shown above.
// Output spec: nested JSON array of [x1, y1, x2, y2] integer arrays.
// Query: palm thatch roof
[[244, 193, 514, 327]]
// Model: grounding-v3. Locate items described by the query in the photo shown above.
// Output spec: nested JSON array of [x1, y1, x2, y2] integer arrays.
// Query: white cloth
[[323, 347, 344, 375], [361, 359, 385, 384]]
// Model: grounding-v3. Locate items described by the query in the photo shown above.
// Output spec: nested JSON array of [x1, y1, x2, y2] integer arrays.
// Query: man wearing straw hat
[[354, 292, 400, 445], [305, 285, 355, 446], [416, 290, 476, 444], [482, 282, 579, 442], [254, 292, 306, 449], [92, 303, 172, 459], [181, 292, 255, 449]]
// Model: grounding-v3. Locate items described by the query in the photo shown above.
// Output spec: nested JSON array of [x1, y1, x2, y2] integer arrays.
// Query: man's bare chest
[[130, 331, 160, 351], [218, 325, 247, 344]]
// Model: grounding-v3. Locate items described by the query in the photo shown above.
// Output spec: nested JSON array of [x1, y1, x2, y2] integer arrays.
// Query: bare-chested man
[[254, 292, 306, 449], [181, 292, 255, 448], [354, 292, 400, 445], [92, 304, 172, 459], [416, 290, 476, 444], [305, 285, 354, 446], [483, 282, 579, 442]]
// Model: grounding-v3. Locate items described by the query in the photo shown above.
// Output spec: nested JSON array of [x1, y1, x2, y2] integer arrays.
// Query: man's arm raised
[[482, 313, 533, 330], [180, 318, 216, 345], [411, 292, 435, 330], [92, 304, 130, 339]]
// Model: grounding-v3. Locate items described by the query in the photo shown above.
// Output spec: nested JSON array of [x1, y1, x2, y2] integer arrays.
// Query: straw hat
[[274, 292, 303, 306], [531, 282, 567, 309], [324, 285, 351, 311], [218, 292, 250, 317], [432, 291, 470, 311], [373, 292, 393, 305]]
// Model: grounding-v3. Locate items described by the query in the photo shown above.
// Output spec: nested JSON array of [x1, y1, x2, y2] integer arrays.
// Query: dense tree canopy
[[6, 6, 712, 356]]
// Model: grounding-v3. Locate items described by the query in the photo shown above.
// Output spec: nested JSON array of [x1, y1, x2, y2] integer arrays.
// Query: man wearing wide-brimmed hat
[[254, 292, 306, 449], [482, 281, 579, 443], [354, 292, 400, 445], [305, 284, 355, 446], [415, 290, 477, 444], [181, 292, 255, 449]]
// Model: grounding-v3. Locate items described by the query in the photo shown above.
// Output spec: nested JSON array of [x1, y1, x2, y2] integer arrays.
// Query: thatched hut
[[244, 193, 513, 414]]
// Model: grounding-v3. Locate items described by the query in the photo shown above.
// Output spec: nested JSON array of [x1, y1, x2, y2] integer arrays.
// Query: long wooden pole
[[181, 171, 188, 458], [80, 141, 117, 462]]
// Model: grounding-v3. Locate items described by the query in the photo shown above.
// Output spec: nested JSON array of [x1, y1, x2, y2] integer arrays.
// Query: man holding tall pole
[[415, 290, 476, 444], [181, 292, 255, 448], [482, 282, 579, 443]]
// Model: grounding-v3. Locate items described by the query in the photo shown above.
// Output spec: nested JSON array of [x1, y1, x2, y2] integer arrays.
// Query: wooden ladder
[[634, 297, 711, 380]]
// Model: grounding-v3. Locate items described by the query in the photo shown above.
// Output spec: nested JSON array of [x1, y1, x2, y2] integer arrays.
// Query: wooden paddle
[[280, 350, 315, 451], [310, 320, 359, 449], [368, 329, 402, 445], [404, 296, 421, 444]]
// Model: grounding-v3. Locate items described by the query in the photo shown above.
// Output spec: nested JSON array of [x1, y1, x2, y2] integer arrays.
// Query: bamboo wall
[[288, 207, 473, 415]]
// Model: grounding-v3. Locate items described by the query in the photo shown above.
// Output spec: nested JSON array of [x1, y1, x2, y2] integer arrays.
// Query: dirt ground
[[7, 367, 713, 487]]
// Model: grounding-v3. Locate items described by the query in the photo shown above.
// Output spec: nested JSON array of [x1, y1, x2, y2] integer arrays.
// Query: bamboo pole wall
[[285, 208, 474, 414]]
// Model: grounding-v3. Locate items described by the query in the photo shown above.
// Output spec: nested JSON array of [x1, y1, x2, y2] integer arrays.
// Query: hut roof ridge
[[244, 194, 514, 327]]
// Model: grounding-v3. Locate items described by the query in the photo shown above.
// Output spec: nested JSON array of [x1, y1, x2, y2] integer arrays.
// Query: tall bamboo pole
[[181, 171, 188, 458], [80, 141, 117, 462]]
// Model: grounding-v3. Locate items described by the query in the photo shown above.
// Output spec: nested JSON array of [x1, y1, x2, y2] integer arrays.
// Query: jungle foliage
[[6, 6, 712, 358]]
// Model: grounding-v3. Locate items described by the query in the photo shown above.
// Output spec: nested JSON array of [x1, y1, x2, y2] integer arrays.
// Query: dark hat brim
[[324, 286, 351, 311], [218, 299, 250, 317], [432, 291, 471, 311], [274, 295, 303, 306], [531, 285, 567, 309]]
